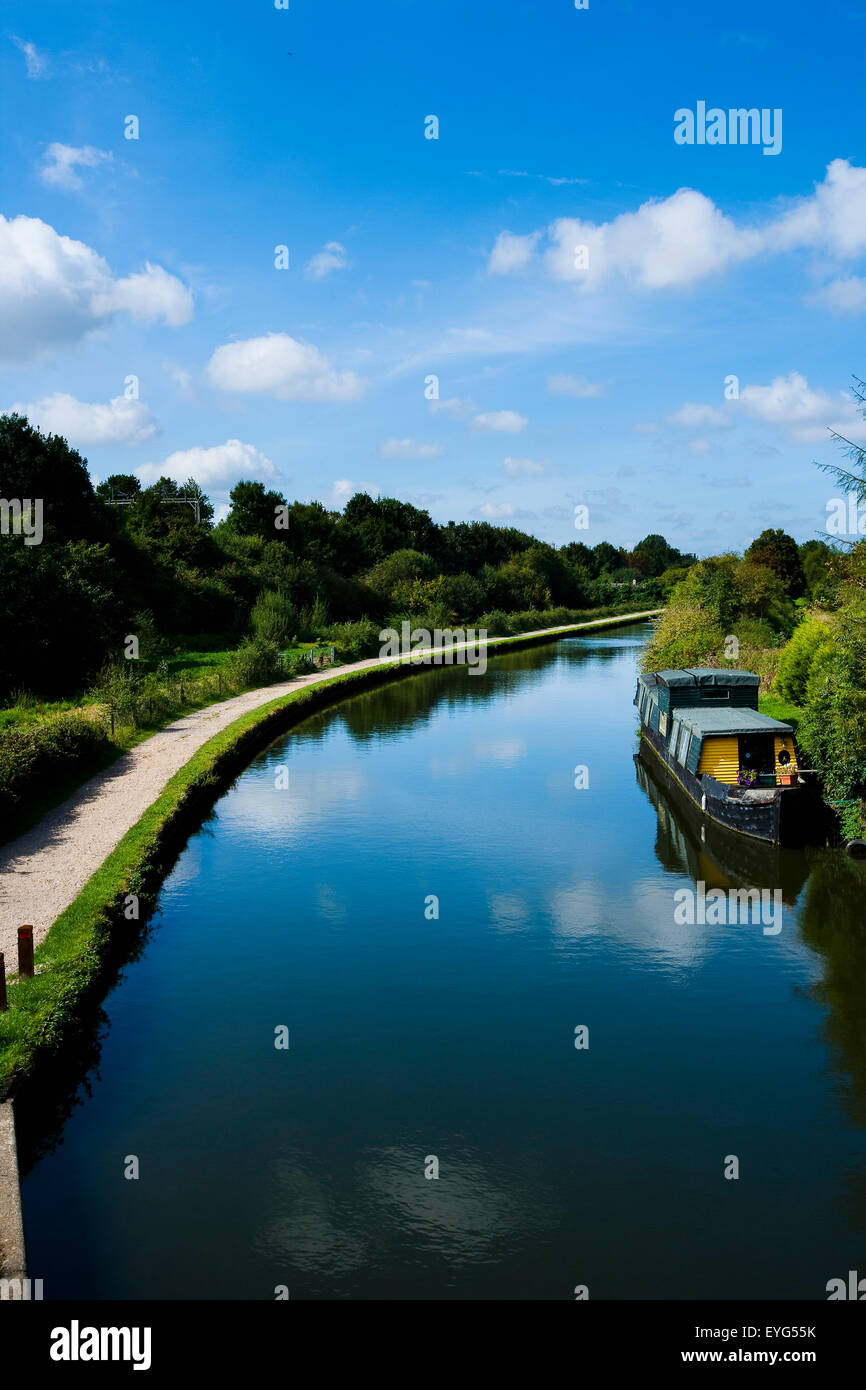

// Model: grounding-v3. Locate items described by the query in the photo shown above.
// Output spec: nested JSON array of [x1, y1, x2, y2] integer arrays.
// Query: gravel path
[[0, 613, 658, 971]]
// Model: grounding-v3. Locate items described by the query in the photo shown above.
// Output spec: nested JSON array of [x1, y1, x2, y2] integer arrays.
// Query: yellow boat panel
[[697, 735, 740, 784]]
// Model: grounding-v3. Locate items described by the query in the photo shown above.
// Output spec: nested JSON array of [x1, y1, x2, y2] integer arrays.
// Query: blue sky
[[2, 0, 866, 554]]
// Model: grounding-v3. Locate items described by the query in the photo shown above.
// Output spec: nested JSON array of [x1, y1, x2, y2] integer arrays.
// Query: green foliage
[[327, 618, 382, 660], [221, 637, 283, 688], [632, 533, 697, 577], [0, 408, 684, 703], [224, 479, 288, 539], [797, 597, 866, 801], [745, 528, 806, 597], [0, 715, 110, 839], [799, 540, 836, 598], [642, 602, 726, 672], [774, 617, 835, 703], [250, 589, 298, 645]]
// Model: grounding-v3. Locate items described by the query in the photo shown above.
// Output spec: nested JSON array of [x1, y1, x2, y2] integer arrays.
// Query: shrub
[[774, 617, 835, 704], [641, 603, 725, 672], [250, 589, 298, 646], [222, 637, 282, 688], [327, 618, 382, 661], [0, 716, 109, 839]]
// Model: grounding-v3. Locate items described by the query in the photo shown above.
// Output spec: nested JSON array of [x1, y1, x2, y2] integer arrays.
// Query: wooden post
[[218, 673, 222, 696], [0, 955, 7, 1011], [110, 709, 115, 737], [17, 927, 34, 979], [180, 680, 184, 703]]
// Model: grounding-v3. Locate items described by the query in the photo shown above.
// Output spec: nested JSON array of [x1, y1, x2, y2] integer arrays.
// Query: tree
[[799, 539, 835, 595], [744, 529, 806, 597], [225, 480, 288, 539], [592, 541, 621, 574], [632, 533, 695, 577], [0, 413, 105, 541], [95, 474, 141, 501]]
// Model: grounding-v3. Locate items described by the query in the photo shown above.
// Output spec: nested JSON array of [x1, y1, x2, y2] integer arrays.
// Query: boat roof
[[654, 668, 759, 688], [674, 707, 794, 736]]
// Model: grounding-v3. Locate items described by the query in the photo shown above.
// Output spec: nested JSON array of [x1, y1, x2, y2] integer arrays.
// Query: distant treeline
[[0, 412, 692, 700]]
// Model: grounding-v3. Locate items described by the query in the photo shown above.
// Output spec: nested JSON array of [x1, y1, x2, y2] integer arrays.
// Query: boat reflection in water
[[637, 736, 866, 1240], [634, 741, 810, 909]]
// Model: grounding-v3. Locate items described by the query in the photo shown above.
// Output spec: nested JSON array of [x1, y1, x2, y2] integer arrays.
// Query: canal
[[18, 624, 866, 1298]]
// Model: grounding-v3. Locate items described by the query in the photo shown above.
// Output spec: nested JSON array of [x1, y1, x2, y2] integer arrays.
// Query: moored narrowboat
[[634, 668, 817, 845]]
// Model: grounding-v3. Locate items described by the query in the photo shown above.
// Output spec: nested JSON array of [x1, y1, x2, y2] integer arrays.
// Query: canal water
[[18, 625, 866, 1299]]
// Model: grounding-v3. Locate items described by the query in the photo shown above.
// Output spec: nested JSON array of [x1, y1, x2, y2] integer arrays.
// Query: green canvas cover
[[655, 668, 759, 689]]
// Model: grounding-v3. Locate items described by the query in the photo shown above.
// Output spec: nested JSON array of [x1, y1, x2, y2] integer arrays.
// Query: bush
[[476, 609, 512, 637], [0, 716, 109, 839], [327, 618, 382, 661], [222, 637, 282, 688], [641, 603, 725, 672], [774, 617, 835, 704], [251, 589, 298, 646]]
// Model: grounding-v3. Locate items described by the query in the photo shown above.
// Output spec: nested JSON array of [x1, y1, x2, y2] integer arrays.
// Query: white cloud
[[9, 392, 158, 446], [688, 438, 710, 454], [137, 439, 275, 487], [327, 479, 380, 506], [545, 189, 761, 289], [669, 371, 866, 445], [490, 161, 866, 295], [667, 402, 729, 428], [479, 501, 516, 518], [379, 437, 443, 459], [770, 159, 866, 259], [162, 361, 195, 395], [502, 456, 545, 476], [206, 332, 366, 402], [12, 36, 46, 78], [39, 143, 112, 192], [488, 230, 541, 274], [737, 371, 860, 443], [546, 373, 606, 398], [808, 276, 866, 316], [429, 395, 475, 419], [304, 241, 350, 280], [472, 410, 528, 433], [496, 169, 588, 188], [0, 214, 194, 360], [95, 262, 194, 326]]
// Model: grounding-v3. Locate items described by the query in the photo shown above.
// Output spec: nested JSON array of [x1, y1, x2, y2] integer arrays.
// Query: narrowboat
[[634, 668, 816, 845], [634, 741, 810, 906]]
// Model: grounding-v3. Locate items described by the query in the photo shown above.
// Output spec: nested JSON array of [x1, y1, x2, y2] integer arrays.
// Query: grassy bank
[[0, 610, 658, 1098]]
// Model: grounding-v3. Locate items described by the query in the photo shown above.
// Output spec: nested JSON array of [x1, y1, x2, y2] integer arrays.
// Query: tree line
[[0, 412, 693, 700]]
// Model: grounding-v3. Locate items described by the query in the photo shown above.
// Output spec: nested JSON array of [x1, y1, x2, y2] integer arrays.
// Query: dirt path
[[0, 613, 658, 970]]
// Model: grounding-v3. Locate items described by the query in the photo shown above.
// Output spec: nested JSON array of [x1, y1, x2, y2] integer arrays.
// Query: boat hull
[[638, 720, 816, 846]]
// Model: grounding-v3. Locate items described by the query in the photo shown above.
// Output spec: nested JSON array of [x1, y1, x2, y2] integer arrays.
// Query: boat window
[[700, 688, 730, 700], [738, 734, 775, 775], [677, 726, 691, 765]]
